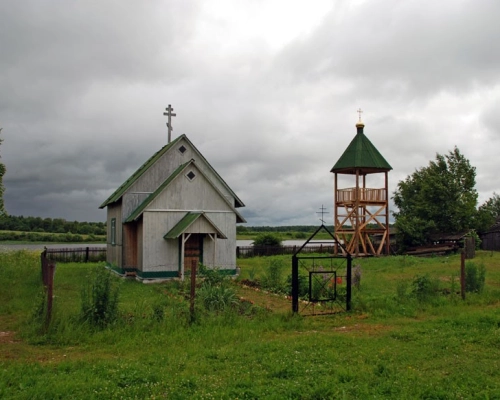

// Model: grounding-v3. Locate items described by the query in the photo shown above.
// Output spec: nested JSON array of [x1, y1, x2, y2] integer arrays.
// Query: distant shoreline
[[0, 240, 336, 252]]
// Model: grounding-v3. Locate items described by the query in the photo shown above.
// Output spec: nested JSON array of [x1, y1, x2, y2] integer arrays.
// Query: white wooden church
[[100, 112, 245, 280]]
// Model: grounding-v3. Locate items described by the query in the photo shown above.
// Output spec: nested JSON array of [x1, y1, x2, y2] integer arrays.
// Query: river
[[0, 239, 336, 252]]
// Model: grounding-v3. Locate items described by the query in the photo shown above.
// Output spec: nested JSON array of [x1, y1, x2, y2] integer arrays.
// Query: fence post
[[85, 247, 90, 263], [461, 251, 466, 300], [40, 250, 56, 327], [190, 259, 197, 322], [236, 246, 240, 258], [346, 254, 352, 311], [292, 255, 298, 313]]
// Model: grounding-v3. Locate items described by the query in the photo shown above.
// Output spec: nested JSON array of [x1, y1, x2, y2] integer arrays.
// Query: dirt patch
[[0, 331, 18, 344], [332, 323, 391, 335], [235, 285, 291, 313]]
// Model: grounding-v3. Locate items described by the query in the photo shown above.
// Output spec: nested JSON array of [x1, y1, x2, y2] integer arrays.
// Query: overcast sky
[[1, 0, 500, 226]]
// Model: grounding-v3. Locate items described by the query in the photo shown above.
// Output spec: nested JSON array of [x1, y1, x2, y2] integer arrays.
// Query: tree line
[[0, 215, 106, 235]]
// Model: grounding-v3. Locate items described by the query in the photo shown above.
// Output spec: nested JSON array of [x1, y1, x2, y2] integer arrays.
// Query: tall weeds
[[465, 261, 486, 293], [80, 266, 120, 329]]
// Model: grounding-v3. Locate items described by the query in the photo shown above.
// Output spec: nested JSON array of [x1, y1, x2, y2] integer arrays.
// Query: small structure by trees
[[393, 147, 477, 249], [476, 193, 500, 234]]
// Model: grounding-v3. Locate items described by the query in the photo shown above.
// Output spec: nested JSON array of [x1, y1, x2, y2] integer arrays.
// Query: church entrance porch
[[183, 233, 203, 275]]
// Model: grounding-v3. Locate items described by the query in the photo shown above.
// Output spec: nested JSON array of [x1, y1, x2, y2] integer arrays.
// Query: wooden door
[[184, 234, 202, 273]]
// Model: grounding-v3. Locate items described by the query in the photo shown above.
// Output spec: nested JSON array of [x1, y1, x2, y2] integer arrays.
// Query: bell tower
[[330, 112, 392, 256]]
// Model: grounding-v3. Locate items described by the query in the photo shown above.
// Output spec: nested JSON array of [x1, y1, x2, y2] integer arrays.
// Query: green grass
[[1, 250, 500, 398]]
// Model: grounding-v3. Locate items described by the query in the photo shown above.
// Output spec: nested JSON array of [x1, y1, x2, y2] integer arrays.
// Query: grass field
[[1, 250, 500, 398]]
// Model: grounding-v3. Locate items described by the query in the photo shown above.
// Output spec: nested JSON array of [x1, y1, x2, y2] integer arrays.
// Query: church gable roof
[[124, 159, 245, 223], [330, 123, 392, 174], [100, 134, 244, 209], [100, 136, 183, 208]]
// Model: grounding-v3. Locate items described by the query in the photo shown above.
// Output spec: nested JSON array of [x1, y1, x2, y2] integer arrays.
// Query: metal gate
[[291, 225, 352, 315]]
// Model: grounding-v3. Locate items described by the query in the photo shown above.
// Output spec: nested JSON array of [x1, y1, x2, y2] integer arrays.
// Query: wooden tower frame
[[331, 116, 392, 256]]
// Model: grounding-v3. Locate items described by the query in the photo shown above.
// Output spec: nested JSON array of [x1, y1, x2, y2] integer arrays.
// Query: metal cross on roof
[[163, 104, 176, 143], [357, 108, 363, 122], [316, 204, 329, 224]]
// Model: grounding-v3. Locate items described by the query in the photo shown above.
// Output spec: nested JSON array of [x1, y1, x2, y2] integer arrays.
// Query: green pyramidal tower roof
[[330, 121, 392, 174]]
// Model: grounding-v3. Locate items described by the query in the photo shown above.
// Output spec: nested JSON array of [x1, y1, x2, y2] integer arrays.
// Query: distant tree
[[0, 128, 6, 218], [253, 233, 282, 247], [393, 147, 478, 249], [236, 225, 248, 234], [475, 193, 500, 233]]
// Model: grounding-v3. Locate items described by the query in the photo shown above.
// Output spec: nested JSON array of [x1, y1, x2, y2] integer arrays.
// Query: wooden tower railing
[[336, 188, 386, 204]]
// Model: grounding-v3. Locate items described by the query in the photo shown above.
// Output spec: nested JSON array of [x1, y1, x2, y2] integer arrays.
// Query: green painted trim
[[124, 161, 192, 222], [107, 263, 136, 276], [182, 136, 245, 208], [125, 160, 245, 224], [106, 263, 123, 274], [100, 135, 184, 208], [164, 212, 227, 239], [164, 212, 203, 239], [217, 268, 237, 276], [100, 134, 245, 209], [136, 270, 180, 279], [111, 218, 116, 245]]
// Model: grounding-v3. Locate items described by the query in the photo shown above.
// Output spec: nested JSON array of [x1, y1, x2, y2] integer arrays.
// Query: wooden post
[[41, 250, 56, 327], [346, 254, 352, 311], [190, 259, 197, 321], [460, 251, 466, 300]]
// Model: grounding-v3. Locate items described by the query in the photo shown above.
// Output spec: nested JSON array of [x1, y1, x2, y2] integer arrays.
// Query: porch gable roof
[[164, 212, 227, 239]]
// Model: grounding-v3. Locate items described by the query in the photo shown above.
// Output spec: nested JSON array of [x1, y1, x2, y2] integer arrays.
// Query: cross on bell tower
[[163, 104, 176, 143], [357, 108, 363, 122]]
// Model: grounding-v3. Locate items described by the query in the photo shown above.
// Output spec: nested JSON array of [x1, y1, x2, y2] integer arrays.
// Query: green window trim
[[111, 218, 116, 246]]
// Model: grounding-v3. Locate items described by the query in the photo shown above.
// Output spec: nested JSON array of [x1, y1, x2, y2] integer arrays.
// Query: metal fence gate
[[291, 225, 352, 315]]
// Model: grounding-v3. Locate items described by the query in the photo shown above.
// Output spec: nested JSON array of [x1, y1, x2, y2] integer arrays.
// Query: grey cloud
[[2, 0, 500, 225]]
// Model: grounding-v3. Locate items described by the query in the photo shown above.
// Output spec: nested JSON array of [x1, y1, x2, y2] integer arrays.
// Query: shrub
[[253, 233, 282, 247], [465, 261, 486, 293], [199, 264, 225, 287], [286, 271, 309, 298], [262, 258, 285, 293], [197, 264, 238, 313], [198, 285, 238, 312], [411, 274, 439, 302], [80, 266, 120, 329]]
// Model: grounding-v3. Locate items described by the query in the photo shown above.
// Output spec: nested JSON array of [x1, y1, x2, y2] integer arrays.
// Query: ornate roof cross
[[163, 104, 176, 143], [357, 108, 363, 122], [316, 204, 329, 225]]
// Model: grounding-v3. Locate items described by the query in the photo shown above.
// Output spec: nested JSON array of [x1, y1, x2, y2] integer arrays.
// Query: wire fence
[[236, 245, 335, 258], [41, 244, 336, 263]]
